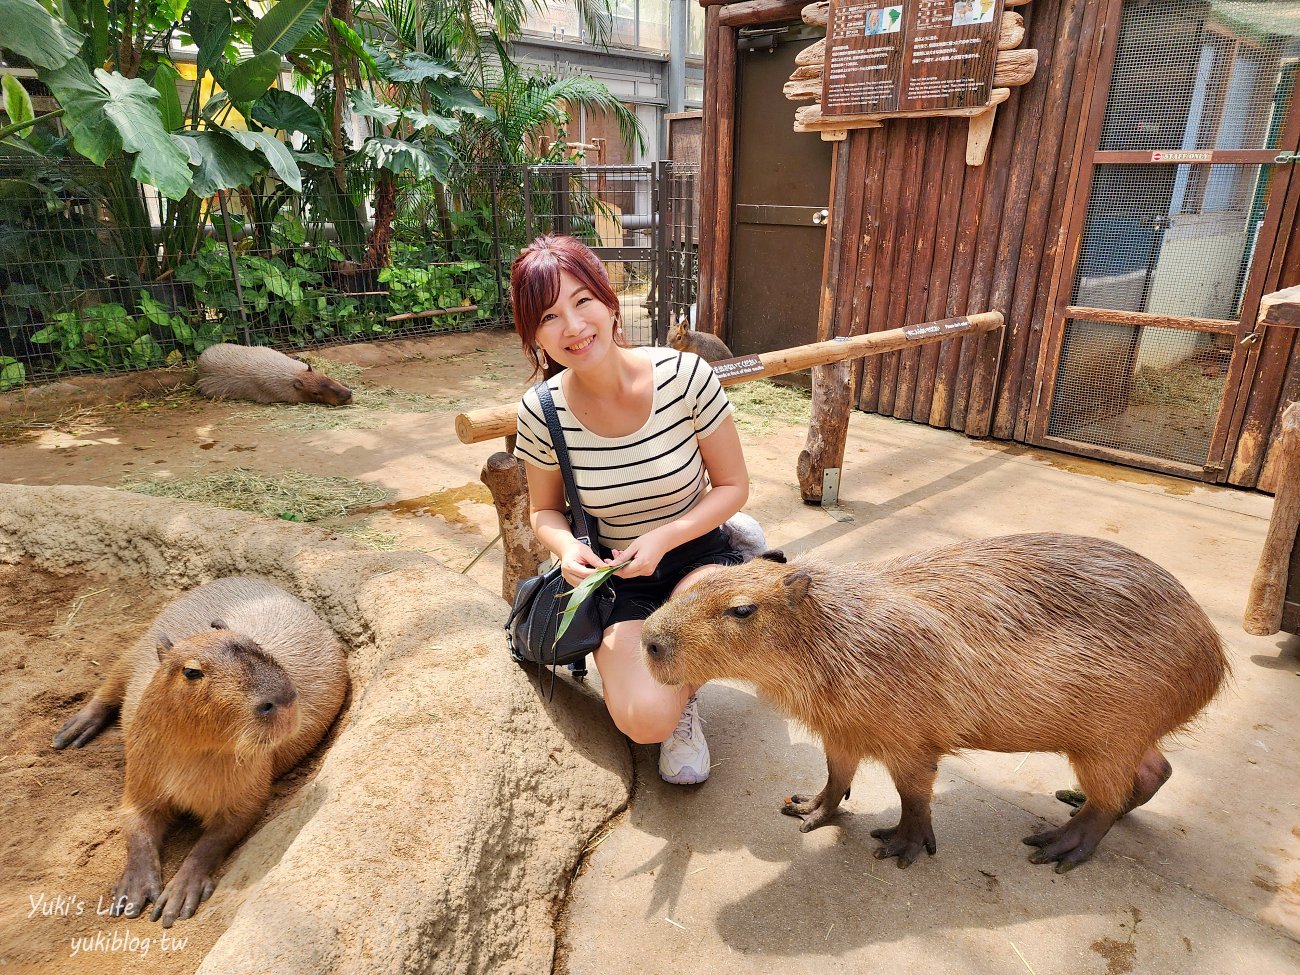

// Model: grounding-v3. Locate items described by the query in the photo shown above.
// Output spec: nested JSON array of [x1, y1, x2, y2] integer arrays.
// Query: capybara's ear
[[211, 619, 228, 630], [759, 549, 788, 564], [156, 633, 174, 661], [304, 360, 313, 371], [292, 377, 305, 389], [782, 569, 812, 607]]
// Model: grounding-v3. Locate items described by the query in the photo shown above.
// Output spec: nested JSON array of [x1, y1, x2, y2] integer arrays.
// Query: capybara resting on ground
[[641, 533, 1228, 872], [53, 578, 348, 925], [196, 343, 353, 405]]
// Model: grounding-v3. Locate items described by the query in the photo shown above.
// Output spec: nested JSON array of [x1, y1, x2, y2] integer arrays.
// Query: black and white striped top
[[515, 349, 734, 549]]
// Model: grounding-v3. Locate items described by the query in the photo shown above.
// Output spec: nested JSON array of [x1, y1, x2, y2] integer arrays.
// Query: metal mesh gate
[[1045, 0, 1300, 471]]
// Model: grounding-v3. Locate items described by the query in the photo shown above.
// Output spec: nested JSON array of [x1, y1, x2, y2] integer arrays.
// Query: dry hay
[[123, 468, 392, 522], [728, 379, 812, 435], [226, 384, 468, 433], [316, 517, 400, 551]]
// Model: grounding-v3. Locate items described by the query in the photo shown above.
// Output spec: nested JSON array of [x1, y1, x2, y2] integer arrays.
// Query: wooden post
[[480, 452, 550, 604], [1244, 402, 1300, 635], [798, 359, 853, 504]]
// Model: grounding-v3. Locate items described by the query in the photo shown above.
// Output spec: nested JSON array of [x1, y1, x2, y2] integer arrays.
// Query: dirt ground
[[0, 562, 349, 974]]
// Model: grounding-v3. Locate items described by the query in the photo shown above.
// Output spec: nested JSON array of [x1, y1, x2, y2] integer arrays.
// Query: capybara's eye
[[182, 667, 204, 681], [727, 604, 758, 620]]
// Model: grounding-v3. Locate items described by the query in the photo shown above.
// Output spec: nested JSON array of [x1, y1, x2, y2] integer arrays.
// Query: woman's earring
[[537, 348, 548, 369]]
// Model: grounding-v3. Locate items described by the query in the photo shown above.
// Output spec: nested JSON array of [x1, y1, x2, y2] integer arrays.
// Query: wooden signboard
[[822, 0, 1004, 117]]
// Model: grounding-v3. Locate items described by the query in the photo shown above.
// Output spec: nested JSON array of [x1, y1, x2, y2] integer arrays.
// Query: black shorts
[[602, 527, 745, 628]]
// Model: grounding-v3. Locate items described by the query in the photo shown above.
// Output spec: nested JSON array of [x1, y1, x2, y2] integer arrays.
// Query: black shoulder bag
[[505, 381, 614, 695]]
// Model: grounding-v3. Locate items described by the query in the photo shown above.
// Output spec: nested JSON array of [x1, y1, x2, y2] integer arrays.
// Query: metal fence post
[[489, 168, 505, 326], [653, 161, 670, 346], [216, 190, 251, 345]]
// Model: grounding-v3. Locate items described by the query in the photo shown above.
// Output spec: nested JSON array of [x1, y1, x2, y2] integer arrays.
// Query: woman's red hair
[[510, 235, 624, 379]]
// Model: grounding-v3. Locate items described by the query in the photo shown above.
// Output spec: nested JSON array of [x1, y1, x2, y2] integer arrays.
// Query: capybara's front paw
[[110, 865, 161, 919], [150, 864, 216, 928], [870, 820, 937, 868], [781, 793, 821, 817], [52, 699, 112, 749]]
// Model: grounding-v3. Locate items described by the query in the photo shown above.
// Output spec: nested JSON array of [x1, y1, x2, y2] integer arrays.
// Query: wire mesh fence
[[0, 158, 697, 390]]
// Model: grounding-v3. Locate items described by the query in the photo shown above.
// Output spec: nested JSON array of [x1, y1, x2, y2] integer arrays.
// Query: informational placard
[[822, 0, 1004, 117], [711, 355, 766, 381], [904, 315, 974, 340]]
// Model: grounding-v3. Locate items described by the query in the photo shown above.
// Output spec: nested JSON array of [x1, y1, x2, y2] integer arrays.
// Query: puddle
[[997, 444, 1197, 496], [359, 482, 494, 530]]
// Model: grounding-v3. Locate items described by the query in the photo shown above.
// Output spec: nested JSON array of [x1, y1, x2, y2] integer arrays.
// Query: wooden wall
[[821, 0, 1103, 437]]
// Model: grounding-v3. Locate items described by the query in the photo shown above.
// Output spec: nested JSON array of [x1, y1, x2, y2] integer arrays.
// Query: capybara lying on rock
[[53, 578, 348, 926], [196, 343, 353, 405], [641, 533, 1228, 873]]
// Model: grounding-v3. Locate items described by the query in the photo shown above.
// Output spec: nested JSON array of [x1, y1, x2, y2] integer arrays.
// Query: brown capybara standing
[[641, 533, 1228, 873], [53, 577, 348, 926], [196, 343, 353, 405], [667, 317, 734, 363]]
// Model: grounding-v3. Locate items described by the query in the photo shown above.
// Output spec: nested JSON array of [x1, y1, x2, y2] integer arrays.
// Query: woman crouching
[[511, 235, 750, 784]]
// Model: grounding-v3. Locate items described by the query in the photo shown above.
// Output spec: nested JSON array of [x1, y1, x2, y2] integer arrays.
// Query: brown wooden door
[[1029, 0, 1300, 481], [727, 30, 835, 360]]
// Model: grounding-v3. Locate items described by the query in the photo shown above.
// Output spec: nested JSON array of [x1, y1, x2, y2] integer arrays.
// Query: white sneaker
[[658, 694, 710, 785]]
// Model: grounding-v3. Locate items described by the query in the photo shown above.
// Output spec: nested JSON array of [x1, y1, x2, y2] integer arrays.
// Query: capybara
[[641, 533, 1228, 873], [667, 317, 734, 363], [53, 577, 348, 925], [196, 343, 353, 405]]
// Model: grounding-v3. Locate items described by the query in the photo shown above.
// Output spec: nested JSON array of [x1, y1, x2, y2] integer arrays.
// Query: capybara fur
[[196, 343, 353, 405], [667, 317, 734, 363], [53, 577, 348, 925], [642, 533, 1228, 873]]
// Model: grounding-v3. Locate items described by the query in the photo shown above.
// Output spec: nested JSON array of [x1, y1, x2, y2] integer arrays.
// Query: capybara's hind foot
[[52, 698, 114, 749], [781, 788, 851, 832], [870, 820, 937, 868], [1023, 804, 1119, 873]]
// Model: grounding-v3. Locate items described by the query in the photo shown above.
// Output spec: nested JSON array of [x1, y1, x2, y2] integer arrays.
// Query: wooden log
[[795, 38, 826, 66], [965, 101, 999, 165], [1005, 0, 1031, 6], [385, 303, 477, 323], [718, 0, 808, 26], [794, 89, 1010, 131], [797, 359, 853, 504], [999, 11, 1026, 49], [790, 64, 822, 81], [1244, 402, 1300, 635], [481, 451, 550, 604], [820, 129, 849, 141], [1259, 285, 1300, 328], [455, 313, 1005, 443], [802, 1, 829, 25], [994, 48, 1038, 87], [783, 77, 822, 102]]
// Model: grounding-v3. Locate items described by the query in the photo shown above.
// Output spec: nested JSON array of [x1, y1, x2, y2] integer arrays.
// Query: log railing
[[463, 311, 1003, 601]]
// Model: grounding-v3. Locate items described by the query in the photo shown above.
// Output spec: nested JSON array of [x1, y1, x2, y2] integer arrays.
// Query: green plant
[[379, 260, 495, 320], [0, 355, 25, 389], [30, 303, 162, 372]]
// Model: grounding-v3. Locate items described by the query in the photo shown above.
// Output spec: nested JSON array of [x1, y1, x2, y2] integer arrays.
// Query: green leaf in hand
[[553, 560, 630, 646]]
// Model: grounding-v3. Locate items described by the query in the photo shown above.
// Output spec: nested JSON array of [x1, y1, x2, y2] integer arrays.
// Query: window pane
[[524, 0, 581, 41], [639, 0, 670, 52]]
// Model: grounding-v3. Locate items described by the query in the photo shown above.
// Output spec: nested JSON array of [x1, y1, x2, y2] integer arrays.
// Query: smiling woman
[[509, 235, 751, 785]]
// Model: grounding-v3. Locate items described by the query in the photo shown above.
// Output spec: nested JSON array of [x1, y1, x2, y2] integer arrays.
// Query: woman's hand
[[610, 528, 676, 580], [559, 540, 613, 587]]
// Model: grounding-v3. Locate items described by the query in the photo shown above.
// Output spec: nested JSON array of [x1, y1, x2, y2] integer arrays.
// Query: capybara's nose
[[646, 640, 662, 659], [256, 700, 276, 716]]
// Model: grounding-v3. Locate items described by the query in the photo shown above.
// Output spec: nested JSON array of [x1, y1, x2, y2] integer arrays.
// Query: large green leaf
[[408, 110, 459, 137], [252, 0, 327, 55], [385, 52, 458, 86], [431, 82, 496, 121], [228, 128, 302, 190], [349, 89, 399, 127], [174, 130, 261, 198], [360, 138, 442, 180], [1, 0, 85, 69], [250, 88, 325, 141], [151, 63, 183, 133], [42, 60, 193, 200], [331, 18, 378, 76], [221, 51, 282, 103], [2, 75, 34, 130], [188, 0, 232, 81]]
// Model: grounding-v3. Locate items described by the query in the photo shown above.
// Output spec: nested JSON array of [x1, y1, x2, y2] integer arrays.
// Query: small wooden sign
[[1151, 150, 1214, 163], [823, 0, 1004, 117], [711, 355, 766, 381], [903, 315, 974, 339]]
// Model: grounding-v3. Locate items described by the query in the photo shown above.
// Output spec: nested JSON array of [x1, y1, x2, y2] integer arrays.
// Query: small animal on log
[[196, 343, 353, 405], [641, 533, 1228, 872], [667, 317, 735, 363], [53, 578, 349, 926]]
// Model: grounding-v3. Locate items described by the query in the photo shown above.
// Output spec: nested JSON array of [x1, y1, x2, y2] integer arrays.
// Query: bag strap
[[535, 380, 595, 546]]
